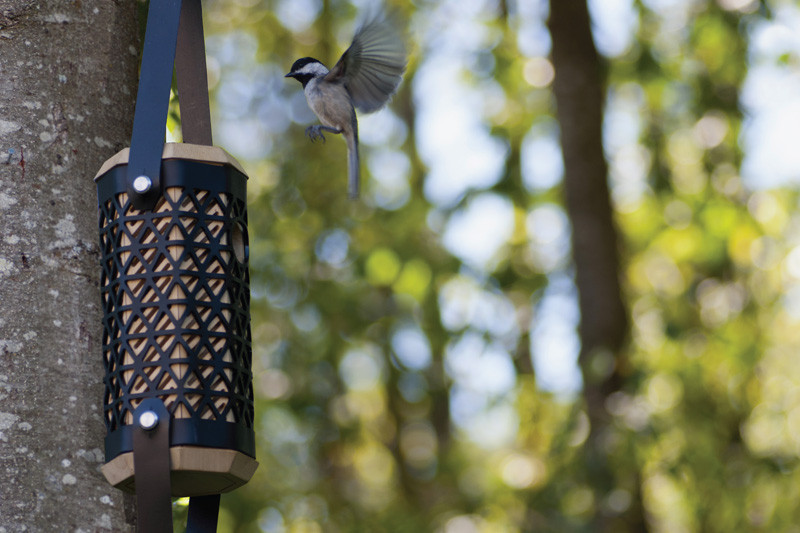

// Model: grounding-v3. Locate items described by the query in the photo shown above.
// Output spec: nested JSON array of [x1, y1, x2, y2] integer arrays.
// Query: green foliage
[[168, 0, 800, 531]]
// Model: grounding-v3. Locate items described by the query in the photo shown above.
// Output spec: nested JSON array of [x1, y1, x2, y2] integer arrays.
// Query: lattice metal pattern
[[99, 185, 253, 434]]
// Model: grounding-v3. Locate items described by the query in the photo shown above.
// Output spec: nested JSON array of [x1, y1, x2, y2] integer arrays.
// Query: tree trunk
[[548, 1, 645, 531], [0, 1, 139, 530]]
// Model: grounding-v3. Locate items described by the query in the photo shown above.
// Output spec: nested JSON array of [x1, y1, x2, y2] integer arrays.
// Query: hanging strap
[[176, 0, 213, 146], [132, 400, 173, 533], [187, 494, 222, 533], [126, 0, 213, 210], [126, 0, 182, 211]]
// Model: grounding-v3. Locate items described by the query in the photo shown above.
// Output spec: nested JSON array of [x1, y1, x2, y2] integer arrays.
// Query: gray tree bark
[[0, 1, 139, 530]]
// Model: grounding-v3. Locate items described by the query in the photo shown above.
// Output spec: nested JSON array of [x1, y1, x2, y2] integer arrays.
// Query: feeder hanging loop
[[126, 0, 183, 211]]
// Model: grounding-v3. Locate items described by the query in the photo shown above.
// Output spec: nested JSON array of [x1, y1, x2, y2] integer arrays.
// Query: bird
[[285, 13, 406, 199]]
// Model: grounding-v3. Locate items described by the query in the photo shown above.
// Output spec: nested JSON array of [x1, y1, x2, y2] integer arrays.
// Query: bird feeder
[[94, 0, 256, 531], [95, 144, 256, 493]]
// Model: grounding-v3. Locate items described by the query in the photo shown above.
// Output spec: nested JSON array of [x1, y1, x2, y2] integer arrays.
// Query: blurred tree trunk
[[548, 1, 645, 531], [0, 1, 138, 530]]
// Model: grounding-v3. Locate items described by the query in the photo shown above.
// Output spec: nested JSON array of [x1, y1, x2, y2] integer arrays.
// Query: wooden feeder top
[[94, 143, 247, 181]]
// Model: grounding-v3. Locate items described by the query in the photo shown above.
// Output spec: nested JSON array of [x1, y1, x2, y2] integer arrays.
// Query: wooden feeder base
[[101, 447, 258, 497]]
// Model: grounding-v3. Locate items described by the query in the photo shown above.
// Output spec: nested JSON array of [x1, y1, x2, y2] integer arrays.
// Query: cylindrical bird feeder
[[94, 0, 256, 529], [95, 144, 257, 497]]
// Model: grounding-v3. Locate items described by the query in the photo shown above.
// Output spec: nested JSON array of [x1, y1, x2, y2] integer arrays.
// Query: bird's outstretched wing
[[324, 14, 406, 114]]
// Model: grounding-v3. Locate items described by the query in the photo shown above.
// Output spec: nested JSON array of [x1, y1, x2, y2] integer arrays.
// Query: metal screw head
[[138, 410, 159, 430], [132, 175, 152, 193]]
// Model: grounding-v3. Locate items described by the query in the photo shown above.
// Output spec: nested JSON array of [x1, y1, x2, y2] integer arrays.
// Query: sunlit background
[[165, 0, 800, 530]]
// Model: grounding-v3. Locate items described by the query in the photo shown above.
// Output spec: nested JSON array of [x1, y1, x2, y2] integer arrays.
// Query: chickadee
[[285, 14, 406, 198]]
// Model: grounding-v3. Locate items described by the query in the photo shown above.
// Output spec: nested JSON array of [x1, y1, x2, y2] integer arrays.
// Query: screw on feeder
[[132, 175, 153, 194], [138, 410, 159, 431]]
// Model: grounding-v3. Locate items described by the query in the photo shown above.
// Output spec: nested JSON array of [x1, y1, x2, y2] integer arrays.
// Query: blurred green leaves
[[163, 0, 800, 531]]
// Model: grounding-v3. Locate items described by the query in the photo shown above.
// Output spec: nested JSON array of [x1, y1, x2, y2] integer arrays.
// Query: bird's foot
[[306, 125, 326, 143], [305, 125, 342, 143]]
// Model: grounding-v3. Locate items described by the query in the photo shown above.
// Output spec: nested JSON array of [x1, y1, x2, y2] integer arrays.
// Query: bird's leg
[[305, 125, 342, 144]]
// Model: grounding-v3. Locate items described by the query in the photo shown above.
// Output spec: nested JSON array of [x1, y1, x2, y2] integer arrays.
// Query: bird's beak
[[285, 72, 295, 78]]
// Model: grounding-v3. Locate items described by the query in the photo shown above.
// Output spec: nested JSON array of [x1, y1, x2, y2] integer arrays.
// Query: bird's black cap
[[285, 57, 320, 77]]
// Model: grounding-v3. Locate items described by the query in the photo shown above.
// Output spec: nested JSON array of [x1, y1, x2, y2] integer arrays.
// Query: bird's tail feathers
[[346, 123, 360, 199]]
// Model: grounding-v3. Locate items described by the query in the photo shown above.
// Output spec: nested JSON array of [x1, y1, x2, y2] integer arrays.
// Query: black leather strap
[[126, 0, 214, 210], [186, 494, 221, 533], [176, 0, 213, 146], [126, 0, 183, 211], [132, 399, 173, 533]]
